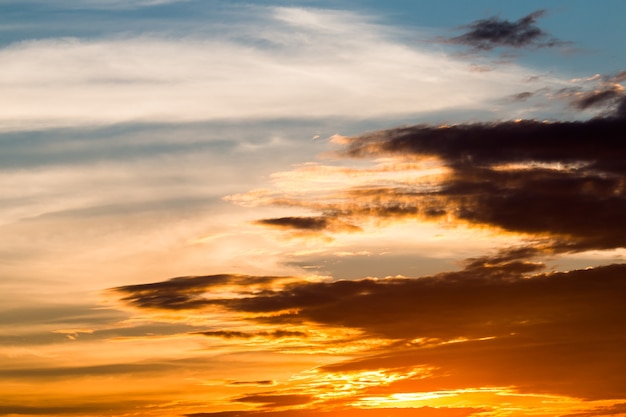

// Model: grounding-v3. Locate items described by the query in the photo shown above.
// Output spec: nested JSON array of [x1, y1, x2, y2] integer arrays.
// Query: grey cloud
[[511, 91, 535, 101], [446, 10, 563, 51], [571, 86, 625, 112]]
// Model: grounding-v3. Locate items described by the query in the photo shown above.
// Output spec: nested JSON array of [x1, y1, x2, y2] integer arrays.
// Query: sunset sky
[[1, 1, 626, 416]]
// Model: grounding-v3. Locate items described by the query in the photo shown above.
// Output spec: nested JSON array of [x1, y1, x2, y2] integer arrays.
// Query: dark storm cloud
[[446, 10, 563, 51]]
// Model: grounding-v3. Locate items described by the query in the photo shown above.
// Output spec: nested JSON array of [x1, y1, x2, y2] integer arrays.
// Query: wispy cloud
[[186, 406, 481, 417], [0, 6, 569, 131]]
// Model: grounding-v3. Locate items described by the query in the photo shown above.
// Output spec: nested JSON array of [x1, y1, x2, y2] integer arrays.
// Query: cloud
[[446, 10, 563, 51], [234, 393, 314, 408], [113, 261, 626, 400], [0, 402, 148, 416], [186, 406, 481, 417], [325, 110, 626, 252], [232, 113, 626, 253], [112, 274, 293, 311], [228, 380, 276, 387], [0, 362, 178, 379], [255, 216, 360, 233], [0, 6, 569, 131], [562, 403, 626, 417], [192, 330, 306, 339]]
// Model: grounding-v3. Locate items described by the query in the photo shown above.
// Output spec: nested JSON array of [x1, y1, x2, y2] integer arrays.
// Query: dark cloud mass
[[114, 261, 626, 400], [447, 10, 562, 51], [339, 111, 626, 253]]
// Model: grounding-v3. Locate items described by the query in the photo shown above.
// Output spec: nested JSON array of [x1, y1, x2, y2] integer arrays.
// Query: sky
[[1, 1, 626, 416]]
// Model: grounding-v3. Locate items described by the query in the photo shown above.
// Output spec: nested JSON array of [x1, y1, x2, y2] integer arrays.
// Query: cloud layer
[[112, 261, 626, 403], [0, 6, 568, 131]]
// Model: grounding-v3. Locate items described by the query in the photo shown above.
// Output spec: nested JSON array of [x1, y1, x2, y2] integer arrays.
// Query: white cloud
[[0, 6, 566, 131]]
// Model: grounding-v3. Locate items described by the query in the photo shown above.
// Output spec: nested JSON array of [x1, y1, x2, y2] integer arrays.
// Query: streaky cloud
[[113, 261, 626, 400], [192, 330, 306, 339], [112, 274, 292, 310], [234, 393, 313, 408], [186, 406, 481, 417], [0, 6, 570, 131]]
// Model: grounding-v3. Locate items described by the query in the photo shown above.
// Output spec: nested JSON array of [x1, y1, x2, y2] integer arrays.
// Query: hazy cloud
[[0, 362, 178, 380], [0, 402, 147, 416], [562, 403, 626, 417], [228, 380, 276, 387], [234, 393, 313, 408], [186, 406, 481, 417], [0, 6, 571, 131]]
